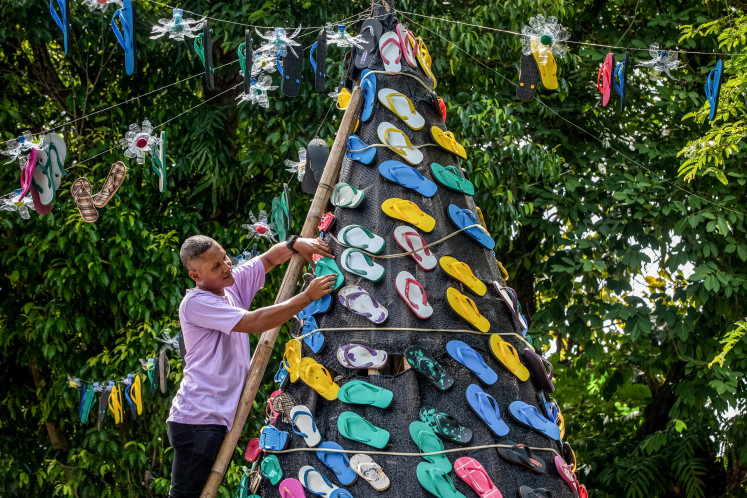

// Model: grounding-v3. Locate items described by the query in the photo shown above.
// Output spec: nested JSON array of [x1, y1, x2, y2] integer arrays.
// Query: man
[[167, 234, 335, 497]]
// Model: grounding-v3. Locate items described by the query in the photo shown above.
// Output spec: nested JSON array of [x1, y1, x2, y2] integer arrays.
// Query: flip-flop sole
[[281, 37, 303, 97], [314, 30, 327, 93]]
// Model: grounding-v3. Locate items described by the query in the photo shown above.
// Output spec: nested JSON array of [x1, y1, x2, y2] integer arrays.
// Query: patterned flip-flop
[[93, 161, 127, 208], [405, 346, 454, 391], [419, 407, 472, 444]]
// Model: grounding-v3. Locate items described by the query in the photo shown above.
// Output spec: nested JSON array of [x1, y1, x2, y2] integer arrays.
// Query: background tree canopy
[[1, 0, 745, 496]]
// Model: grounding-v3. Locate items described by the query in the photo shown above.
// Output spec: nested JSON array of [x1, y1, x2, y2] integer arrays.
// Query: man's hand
[[304, 274, 336, 302], [293, 237, 334, 264]]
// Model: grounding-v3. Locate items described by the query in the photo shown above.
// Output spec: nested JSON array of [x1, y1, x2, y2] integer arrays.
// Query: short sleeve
[[230, 257, 267, 309], [183, 293, 247, 334]]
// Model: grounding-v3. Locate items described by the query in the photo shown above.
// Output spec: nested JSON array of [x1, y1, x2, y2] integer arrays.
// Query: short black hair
[[180, 235, 217, 270]]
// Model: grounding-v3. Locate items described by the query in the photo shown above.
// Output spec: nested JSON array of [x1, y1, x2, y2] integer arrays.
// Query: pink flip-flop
[[18, 148, 38, 199], [279, 477, 306, 498], [244, 437, 261, 463], [555, 455, 580, 494], [454, 457, 502, 498], [397, 24, 418, 68]]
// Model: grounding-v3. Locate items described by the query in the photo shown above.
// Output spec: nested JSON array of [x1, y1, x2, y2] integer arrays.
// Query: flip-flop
[[379, 31, 402, 72], [337, 380, 393, 408], [396, 270, 433, 319], [557, 411, 566, 440], [298, 294, 332, 320], [337, 344, 388, 369], [151, 131, 167, 192], [614, 50, 630, 112], [93, 161, 127, 208], [108, 383, 123, 425], [338, 411, 390, 448], [563, 441, 576, 471], [315, 257, 344, 290], [279, 36, 303, 97], [158, 348, 169, 393], [416, 463, 464, 498], [283, 339, 302, 383], [431, 163, 474, 195], [290, 405, 322, 447], [350, 454, 390, 491], [307, 138, 329, 183], [266, 390, 282, 425], [271, 391, 296, 424], [111, 0, 137, 75], [537, 392, 559, 423], [316, 441, 357, 485], [431, 126, 467, 159], [278, 478, 306, 498], [419, 407, 473, 444], [489, 335, 529, 381], [259, 425, 289, 450], [448, 204, 495, 250], [97, 388, 110, 430], [299, 465, 341, 496], [340, 248, 385, 282], [299, 357, 340, 401], [31, 149, 55, 206], [440, 257, 487, 296], [517, 53, 541, 101], [331, 183, 364, 208], [49, 0, 71, 55], [397, 24, 419, 68], [382, 198, 435, 232], [531, 39, 559, 90], [394, 226, 437, 270], [131, 374, 142, 416], [356, 19, 383, 69], [496, 440, 546, 474], [338, 225, 385, 254], [377, 122, 423, 165], [415, 37, 437, 87], [311, 29, 327, 93], [405, 346, 454, 391], [597, 52, 614, 107], [706, 59, 724, 121], [409, 421, 452, 473], [41, 132, 67, 193], [466, 384, 509, 437], [261, 455, 283, 485], [378, 89, 425, 130], [379, 160, 437, 197], [338, 285, 388, 324], [245, 438, 262, 463], [493, 283, 529, 331], [193, 21, 214, 89], [358, 69, 377, 122], [555, 455, 580, 494], [239, 31, 253, 94], [446, 340, 497, 385], [522, 348, 555, 393], [71, 177, 98, 223], [509, 401, 561, 441], [447, 288, 490, 333], [518, 486, 552, 498], [345, 135, 376, 164], [454, 457, 502, 498]]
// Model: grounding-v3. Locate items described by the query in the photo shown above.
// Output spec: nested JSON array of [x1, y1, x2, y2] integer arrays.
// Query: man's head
[[180, 235, 235, 293]]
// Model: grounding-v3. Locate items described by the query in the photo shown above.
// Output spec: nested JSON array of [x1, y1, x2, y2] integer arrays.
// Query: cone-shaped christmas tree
[[260, 3, 580, 497]]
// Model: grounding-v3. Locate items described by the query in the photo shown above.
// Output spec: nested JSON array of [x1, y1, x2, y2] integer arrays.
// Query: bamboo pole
[[201, 85, 364, 498]]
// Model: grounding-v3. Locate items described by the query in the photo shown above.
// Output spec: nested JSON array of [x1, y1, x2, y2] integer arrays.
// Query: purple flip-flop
[[337, 344, 388, 369], [338, 285, 388, 324], [522, 348, 554, 393], [279, 477, 306, 497]]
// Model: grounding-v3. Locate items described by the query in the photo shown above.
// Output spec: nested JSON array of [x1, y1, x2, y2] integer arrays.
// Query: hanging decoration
[[236, 74, 278, 108], [324, 23, 365, 49], [81, 0, 122, 13], [241, 210, 278, 243], [1, 131, 42, 167], [521, 15, 569, 64], [0, 189, 34, 219], [255, 26, 302, 57], [150, 8, 205, 41], [119, 120, 158, 163], [284, 147, 307, 181], [638, 43, 680, 79]]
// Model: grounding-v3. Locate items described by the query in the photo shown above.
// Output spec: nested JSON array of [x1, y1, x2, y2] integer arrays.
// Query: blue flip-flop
[[111, 0, 137, 75], [298, 294, 332, 320], [448, 204, 495, 250], [361, 69, 376, 122], [316, 441, 357, 486], [509, 400, 561, 441], [465, 384, 509, 437], [49, 0, 71, 55], [446, 341, 497, 385], [346, 135, 376, 165], [259, 425, 289, 451], [379, 160, 438, 197], [706, 59, 723, 122], [613, 50, 630, 112], [301, 316, 325, 353]]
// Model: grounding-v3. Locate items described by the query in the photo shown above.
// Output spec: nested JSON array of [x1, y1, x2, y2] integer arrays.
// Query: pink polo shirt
[[168, 257, 265, 430]]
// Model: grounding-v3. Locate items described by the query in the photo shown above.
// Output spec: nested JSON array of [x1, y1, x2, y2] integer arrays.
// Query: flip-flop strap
[[342, 292, 374, 317], [496, 338, 520, 367], [342, 226, 374, 248], [391, 201, 423, 226], [291, 410, 316, 438], [455, 346, 488, 371], [517, 404, 544, 427], [597, 64, 605, 93], [425, 467, 457, 495], [476, 391, 499, 420], [306, 363, 332, 384], [456, 293, 481, 322], [383, 127, 413, 155], [49, 0, 65, 32], [309, 41, 317, 72], [343, 417, 375, 443], [705, 69, 716, 100], [345, 250, 373, 276], [380, 36, 402, 65], [194, 33, 206, 68], [303, 468, 328, 491], [405, 277, 427, 305], [448, 261, 476, 286], [401, 231, 427, 261], [110, 9, 127, 50], [386, 92, 416, 117], [416, 429, 443, 453]]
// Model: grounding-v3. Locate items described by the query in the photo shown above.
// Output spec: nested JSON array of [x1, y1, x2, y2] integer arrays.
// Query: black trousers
[[167, 422, 227, 498]]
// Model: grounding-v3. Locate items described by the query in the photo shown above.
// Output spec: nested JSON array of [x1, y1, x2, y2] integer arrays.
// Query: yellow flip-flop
[[431, 127, 467, 159], [299, 357, 340, 401], [132, 374, 143, 415], [381, 198, 435, 232], [557, 411, 566, 440], [415, 36, 437, 88], [530, 40, 558, 90], [283, 339, 302, 383], [337, 88, 352, 110], [446, 287, 490, 333], [439, 257, 487, 296], [489, 334, 530, 381], [108, 384, 124, 424]]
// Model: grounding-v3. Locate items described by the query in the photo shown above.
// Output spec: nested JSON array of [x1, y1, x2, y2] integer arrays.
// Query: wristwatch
[[286, 235, 299, 253]]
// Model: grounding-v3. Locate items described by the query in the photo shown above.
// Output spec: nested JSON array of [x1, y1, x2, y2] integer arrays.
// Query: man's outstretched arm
[[259, 237, 334, 274]]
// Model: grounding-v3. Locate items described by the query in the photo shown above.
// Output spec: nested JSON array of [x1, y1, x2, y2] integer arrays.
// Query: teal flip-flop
[[431, 163, 474, 195], [338, 412, 390, 448], [260, 455, 283, 485], [315, 257, 344, 290], [416, 462, 466, 498], [337, 380, 393, 408], [409, 421, 451, 473]]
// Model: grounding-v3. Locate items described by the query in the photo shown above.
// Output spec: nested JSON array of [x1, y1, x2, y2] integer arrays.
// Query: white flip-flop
[[337, 344, 388, 369], [31, 149, 55, 206], [337, 225, 385, 254], [290, 405, 322, 447], [340, 249, 385, 282], [396, 271, 433, 319], [350, 454, 391, 491], [377, 88, 425, 130], [378, 31, 401, 72], [394, 225, 437, 270], [338, 285, 388, 324], [377, 121, 423, 165], [299, 465, 339, 495], [331, 183, 364, 208]]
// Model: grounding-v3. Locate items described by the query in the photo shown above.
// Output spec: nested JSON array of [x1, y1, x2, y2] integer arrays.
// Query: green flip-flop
[[260, 454, 283, 485], [338, 380, 393, 408], [409, 421, 452, 473], [315, 257, 344, 290], [431, 163, 475, 196], [271, 196, 287, 242], [338, 412, 390, 449], [416, 462, 466, 498]]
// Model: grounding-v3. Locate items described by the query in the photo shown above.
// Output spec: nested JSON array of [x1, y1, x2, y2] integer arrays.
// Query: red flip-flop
[[555, 455, 580, 494], [454, 457, 502, 498], [244, 437, 261, 463], [393, 225, 437, 270], [597, 52, 614, 107], [395, 271, 433, 319]]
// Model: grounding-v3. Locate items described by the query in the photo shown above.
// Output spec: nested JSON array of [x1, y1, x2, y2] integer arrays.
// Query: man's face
[[189, 243, 234, 293]]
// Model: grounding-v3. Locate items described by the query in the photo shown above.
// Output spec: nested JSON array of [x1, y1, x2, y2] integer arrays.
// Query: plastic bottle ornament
[[1, 131, 43, 167], [255, 26, 302, 57], [81, 0, 122, 13], [150, 9, 205, 41], [230, 250, 256, 268], [324, 23, 365, 49], [638, 43, 680, 80], [284, 147, 307, 181], [236, 74, 278, 108], [251, 50, 279, 77], [242, 210, 278, 243], [0, 189, 34, 219], [521, 15, 569, 64], [119, 120, 158, 164]]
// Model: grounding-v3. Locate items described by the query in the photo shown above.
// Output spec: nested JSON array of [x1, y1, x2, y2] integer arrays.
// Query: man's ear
[[188, 269, 201, 283]]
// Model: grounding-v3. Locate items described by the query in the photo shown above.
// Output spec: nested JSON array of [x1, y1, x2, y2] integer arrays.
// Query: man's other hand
[[304, 274, 336, 301], [294, 237, 334, 263]]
